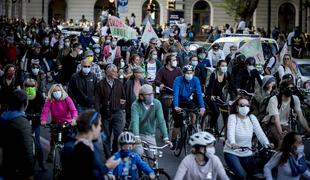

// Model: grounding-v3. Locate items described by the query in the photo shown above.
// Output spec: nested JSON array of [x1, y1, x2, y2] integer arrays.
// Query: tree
[[221, 0, 260, 26]]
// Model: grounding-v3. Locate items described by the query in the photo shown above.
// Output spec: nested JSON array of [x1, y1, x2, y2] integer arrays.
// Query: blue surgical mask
[[82, 67, 91, 75], [185, 74, 193, 81], [296, 144, 304, 154], [198, 53, 206, 59], [120, 149, 132, 158], [191, 61, 198, 66], [95, 48, 101, 54], [144, 95, 154, 105]]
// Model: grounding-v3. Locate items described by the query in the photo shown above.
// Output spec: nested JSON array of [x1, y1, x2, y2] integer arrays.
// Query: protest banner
[[237, 38, 265, 65], [108, 16, 137, 39]]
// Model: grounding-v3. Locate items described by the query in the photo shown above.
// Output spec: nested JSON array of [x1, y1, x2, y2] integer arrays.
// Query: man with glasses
[[68, 59, 97, 114], [263, 80, 310, 148], [145, 38, 161, 61], [130, 84, 171, 154], [76, 50, 103, 81], [226, 45, 237, 74]]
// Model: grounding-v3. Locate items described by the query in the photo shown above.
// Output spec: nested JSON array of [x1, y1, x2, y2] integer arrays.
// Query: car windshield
[[238, 40, 278, 60], [299, 64, 310, 76]]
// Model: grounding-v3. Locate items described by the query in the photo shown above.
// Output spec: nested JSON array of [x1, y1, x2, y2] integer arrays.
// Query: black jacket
[[0, 111, 34, 179], [124, 78, 148, 113], [68, 71, 98, 108]]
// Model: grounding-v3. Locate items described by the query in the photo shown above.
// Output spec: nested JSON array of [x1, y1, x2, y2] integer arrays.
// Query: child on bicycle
[[111, 131, 155, 180], [174, 131, 229, 180]]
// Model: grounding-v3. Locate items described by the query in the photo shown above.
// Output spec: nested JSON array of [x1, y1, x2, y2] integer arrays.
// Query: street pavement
[[34, 119, 310, 180]]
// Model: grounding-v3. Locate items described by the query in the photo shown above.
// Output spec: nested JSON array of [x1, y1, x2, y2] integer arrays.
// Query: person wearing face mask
[[177, 41, 195, 68], [23, 78, 47, 171], [253, 75, 278, 121], [68, 59, 98, 114], [171, 65, 205, 149], [111, 132, 155, 180], [95, 64, 126, 158], [59, 42, 82, 86], [174, 132, 229, 180], [207, 43, 225, 68], [92, 43, 103, 62], [56, 37, 71, 69], [224, 96, 272, 180], [262, 80, 310, 148], [206, 60, 237, 134], [130, 84, 171, 155], [195, 47, 211, 90], [65, 110, 121, 180], [145, 49, 162, 83], [226, 45, 237, 74], [155, 55, 183, 126], [40, 84, 78, 163], [103, 38, 122, 64], [124, 66, 149, 129], [4, 37, 17, 65], [239, 57, 262, 93], [79, 27, 96, 50], [25, 60, 47, 93], [126, 39, 144, 63], [264, 132, 310, 180], [76, 50, 103, 81], [0, 64, 21, 113]]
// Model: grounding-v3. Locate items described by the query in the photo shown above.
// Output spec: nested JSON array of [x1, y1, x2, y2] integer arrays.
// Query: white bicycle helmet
[[182, 64, 194, 73], [118, 131, 136, 144], [189, 131, 216, 147]]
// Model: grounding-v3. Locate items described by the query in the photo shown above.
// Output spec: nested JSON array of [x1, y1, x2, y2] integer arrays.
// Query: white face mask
[[172, 61, 178, 67], [220, 66, 228, 73], [31, 68, 39, 75], [296, 144, 304, 154], [206, 147, 216, 156], [65, 42, 70, 47], [53, 91, 62, 100], [78, 49, 83, 55], [95, 48, 100, 54], [191, 61, 198, 66], [247, 65, 255, 71], [120, 62, 125, 68], [185, 74, 193, 81], [82, 67, 91, 74], [238, 106, 250, 116], [152, 55, 157, 60], [27, 40, 32, 45]]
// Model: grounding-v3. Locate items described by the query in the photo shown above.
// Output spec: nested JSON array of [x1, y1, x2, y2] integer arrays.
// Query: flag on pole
[[237, 38, 265, 65], [141, 20, 160, 44]]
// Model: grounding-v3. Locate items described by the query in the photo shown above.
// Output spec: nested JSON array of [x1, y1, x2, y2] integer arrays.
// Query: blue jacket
[[173, 75, 205, 108], [112, 151, 154, 180], [79, 33, 95, 50]]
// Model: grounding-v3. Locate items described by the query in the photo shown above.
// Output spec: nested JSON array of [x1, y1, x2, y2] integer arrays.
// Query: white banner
[[237, 38, 265, 65], [141, 20, 160, 44]]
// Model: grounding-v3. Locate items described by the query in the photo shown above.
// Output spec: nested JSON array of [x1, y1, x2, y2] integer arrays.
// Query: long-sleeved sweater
[[174, 154, 229, 180], [224, 114, 270, 157], [130, 99, 168, 140], [264, 152, 310, 180]]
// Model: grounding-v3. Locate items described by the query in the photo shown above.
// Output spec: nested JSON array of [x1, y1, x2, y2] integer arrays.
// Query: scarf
[[288, 155, 307, 177]]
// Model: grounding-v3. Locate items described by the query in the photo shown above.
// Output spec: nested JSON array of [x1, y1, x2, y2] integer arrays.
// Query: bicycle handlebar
[[141, 141, 170, 150], [45, 123, 73, 129]]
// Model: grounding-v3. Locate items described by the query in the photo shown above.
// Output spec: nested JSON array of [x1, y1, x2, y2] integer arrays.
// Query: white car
[[209, 35, 279, 62], [295, 58, 310, 89]]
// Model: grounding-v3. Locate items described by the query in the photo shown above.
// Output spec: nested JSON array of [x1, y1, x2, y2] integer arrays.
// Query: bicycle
[[173, 108, 200, 157], [204, 97, 230, 139], [27, 114, 40, 169], [225, 146, 276, 180], [139, 141, 171, 180], [46, 123, 75, 180]]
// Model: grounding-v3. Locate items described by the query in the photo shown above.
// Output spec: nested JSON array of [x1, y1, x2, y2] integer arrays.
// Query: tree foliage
[[220, 0, 260, 23]]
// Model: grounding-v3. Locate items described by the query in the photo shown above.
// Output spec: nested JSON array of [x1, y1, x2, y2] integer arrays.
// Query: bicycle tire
[[173, 126, 184, 157], [184, 125, 197, 155], [53, 146, 63, 180], [32, 136, 37, 169], [155, 169, 171, 180]]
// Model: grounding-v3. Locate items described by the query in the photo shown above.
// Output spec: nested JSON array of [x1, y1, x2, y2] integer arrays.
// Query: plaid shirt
[[76, 63, 103, 81]]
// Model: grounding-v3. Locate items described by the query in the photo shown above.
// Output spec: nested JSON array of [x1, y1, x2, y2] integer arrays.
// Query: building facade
[[1, 0, 309, 35]]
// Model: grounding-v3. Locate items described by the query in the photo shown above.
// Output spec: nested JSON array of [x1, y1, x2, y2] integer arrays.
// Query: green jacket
[[130, 99, 168, 140]]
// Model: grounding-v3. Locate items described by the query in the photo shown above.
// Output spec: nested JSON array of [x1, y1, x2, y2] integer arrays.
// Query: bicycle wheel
[[32, 136, 37, 169], [184, 125, 197, 155], [53, 146, 63, 180], [173, 126, 185, 157], [155, 169, 171, 180]]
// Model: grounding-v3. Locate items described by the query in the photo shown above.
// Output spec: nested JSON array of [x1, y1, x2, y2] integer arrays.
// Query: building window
[[192, 0, 210, 37], [278, 2, 295, 34]]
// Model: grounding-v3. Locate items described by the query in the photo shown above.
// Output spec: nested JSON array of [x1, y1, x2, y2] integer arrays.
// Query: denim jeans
[[32, 125, 44, 167], [224, 152, 255, 180], [102, 110, 124, 158]]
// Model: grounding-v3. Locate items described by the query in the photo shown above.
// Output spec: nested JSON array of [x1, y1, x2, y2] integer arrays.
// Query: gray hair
[[106, 63, 117, 73]]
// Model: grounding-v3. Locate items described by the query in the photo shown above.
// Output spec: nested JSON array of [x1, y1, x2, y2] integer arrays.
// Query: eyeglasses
[[239, 104, 250, 107], [83, 66, 91, 68], [143, 93, 154, 97]]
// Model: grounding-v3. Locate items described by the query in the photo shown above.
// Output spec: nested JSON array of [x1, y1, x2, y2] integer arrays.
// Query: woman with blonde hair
[[40, 83, 78, 162], [278, 54, 299, 82]]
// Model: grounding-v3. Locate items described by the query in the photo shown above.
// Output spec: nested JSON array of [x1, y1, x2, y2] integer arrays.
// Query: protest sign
[[108, 16, 137, 39]]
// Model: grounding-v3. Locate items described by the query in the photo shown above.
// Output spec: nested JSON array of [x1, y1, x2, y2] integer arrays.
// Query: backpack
[[263, 55, 276, 75], [188, 32, 194, 39]]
